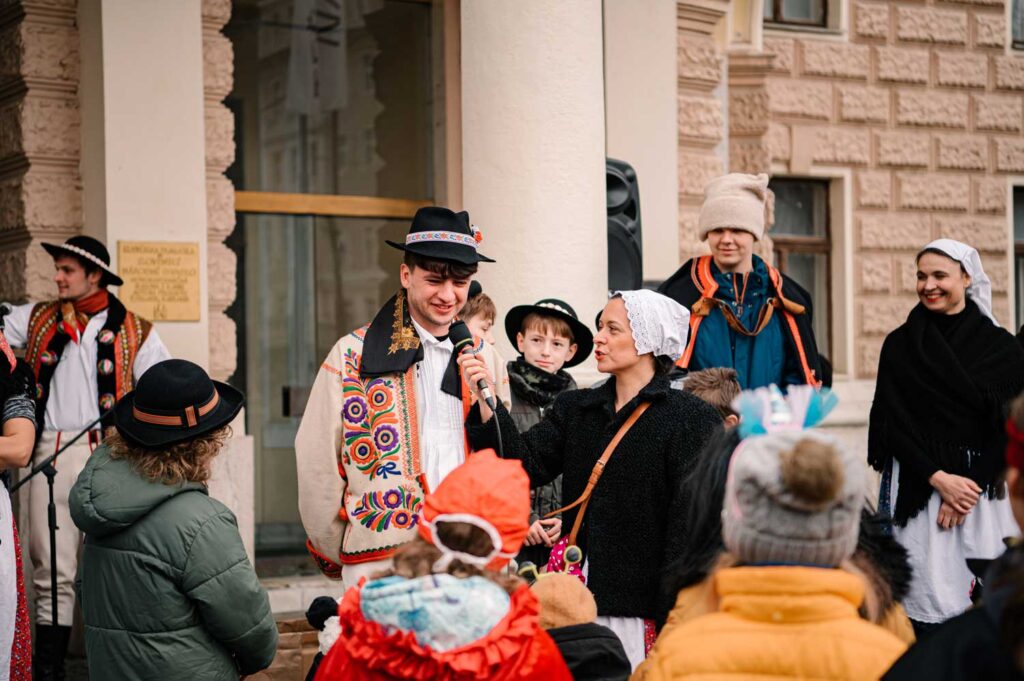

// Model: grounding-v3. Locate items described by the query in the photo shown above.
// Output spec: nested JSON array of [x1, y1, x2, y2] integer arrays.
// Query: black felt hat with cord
[[385, 206, 494, 265], [41, 235, 124, 287], [114, 359, 244, 448]]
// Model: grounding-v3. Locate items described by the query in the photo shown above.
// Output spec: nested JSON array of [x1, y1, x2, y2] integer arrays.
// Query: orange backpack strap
[[545, 402, 651, 545], [677, 256, 717, 369], [766, 265, 821, 388]]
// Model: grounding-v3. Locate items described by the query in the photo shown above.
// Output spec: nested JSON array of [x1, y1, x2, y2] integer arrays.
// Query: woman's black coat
[[466, 375, 721, 623]]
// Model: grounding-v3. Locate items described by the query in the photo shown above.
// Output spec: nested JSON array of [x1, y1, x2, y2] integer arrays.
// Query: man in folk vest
[[3, 236, 170, 679], [658, 173, 824, 390], [295, 207, 509, 586]]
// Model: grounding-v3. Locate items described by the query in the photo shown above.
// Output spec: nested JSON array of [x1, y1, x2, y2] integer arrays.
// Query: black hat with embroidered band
[[504, 299, 594, 369], [385, 206, 495, 265], [114, 359, 244, 448], [41, 235, 124, 287]]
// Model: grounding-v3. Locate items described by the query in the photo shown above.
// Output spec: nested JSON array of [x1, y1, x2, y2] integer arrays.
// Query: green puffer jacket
[[70, 445, 278, 680]]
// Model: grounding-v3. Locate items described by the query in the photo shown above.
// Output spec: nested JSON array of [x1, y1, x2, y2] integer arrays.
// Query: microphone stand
[[10, 409, 111, 628]]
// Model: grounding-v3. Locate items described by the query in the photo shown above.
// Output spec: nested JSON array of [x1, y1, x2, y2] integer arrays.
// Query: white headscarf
[[611, 289, 691, 360], [920, 238, 996, 324]]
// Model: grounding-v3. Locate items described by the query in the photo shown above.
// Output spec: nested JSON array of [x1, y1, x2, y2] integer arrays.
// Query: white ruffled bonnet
[[611, 289, 691, 360]]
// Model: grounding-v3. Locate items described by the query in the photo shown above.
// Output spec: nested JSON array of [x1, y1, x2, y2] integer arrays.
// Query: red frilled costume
[[315, 582, 571, 681], [0, 329, 33, 680], [314, 449, 572, 681]]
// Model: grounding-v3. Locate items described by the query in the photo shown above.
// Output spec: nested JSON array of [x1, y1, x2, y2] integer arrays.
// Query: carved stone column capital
[[0, 0, 81, 302], [677, 0, 730, 36]]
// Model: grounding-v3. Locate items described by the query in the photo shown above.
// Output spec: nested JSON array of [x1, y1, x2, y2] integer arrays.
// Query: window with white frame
[[769, 178, 832, 359], [764, 0, 827, 28], [1014, 0, 1024, 49]]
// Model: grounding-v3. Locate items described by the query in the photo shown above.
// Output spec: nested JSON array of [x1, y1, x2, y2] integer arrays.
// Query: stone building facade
[[1, 1, 1023, 632], [677, 0, 1024, 381]]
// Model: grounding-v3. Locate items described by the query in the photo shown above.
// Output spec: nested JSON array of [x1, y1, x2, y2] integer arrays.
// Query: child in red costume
[[314, 449, 572, 681]]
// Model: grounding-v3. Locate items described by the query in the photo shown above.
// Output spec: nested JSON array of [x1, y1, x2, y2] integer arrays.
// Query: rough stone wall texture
[[713, 0, 1024, 378], [0, 0, 80, 303], [677, 1, 729, 262], [203, 0, 236, 382]]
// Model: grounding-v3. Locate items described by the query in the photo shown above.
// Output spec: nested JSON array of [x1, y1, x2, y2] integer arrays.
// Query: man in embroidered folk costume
[[658, 173, 825, 390], [1, 235, 169, 679], [295, 207, 509, 586]]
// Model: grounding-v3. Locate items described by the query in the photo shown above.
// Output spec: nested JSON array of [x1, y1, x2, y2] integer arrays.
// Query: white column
[[603, 0, 680, 283], [77, 0, 253, 558], [79, 0, 210, 368], [461, 1, 608, 378]]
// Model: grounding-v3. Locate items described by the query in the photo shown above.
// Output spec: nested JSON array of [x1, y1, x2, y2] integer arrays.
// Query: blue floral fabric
[[360, 574, 511, 652]]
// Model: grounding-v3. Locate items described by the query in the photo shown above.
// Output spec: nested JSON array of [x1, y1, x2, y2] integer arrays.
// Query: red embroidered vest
[[24, 294, 152, 428]]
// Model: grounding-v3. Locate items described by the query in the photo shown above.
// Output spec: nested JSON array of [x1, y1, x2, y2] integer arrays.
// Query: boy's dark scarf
[[507, 357, 575, 408], [868, 299, 1024, 525], [360, 290, 464, 399]]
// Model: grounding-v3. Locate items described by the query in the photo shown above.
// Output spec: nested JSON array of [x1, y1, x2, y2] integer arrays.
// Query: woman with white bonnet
[[869, 238, 1024, 638], [459, 290, 722, 670]]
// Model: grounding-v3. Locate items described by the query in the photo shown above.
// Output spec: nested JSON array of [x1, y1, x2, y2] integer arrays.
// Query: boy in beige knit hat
[[657, 173, 825, 391]]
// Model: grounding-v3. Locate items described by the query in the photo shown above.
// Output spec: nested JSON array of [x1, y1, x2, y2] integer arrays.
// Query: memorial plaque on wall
[[117, 241, 201, 321]]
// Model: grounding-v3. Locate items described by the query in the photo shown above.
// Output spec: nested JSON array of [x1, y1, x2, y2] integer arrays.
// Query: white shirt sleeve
[[133, 327, 172, 380], [1, 303, 35, 348]]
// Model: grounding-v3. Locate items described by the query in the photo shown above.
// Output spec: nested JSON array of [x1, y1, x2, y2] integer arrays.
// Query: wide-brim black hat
[[114, 359, 244, 449], [42, 235, 124, 287], [386, 206, 494, 265], [504, 299, 593, 368]]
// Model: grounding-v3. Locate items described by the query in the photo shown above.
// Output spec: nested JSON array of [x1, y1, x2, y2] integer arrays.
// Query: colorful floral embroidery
[[351, 484, 422, 532], [341, 349, 402, 479]]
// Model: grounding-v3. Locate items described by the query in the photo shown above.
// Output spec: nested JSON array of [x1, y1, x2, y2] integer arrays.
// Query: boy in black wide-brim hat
[[504, 298, 593, 568], [69, 359, 278, 681]]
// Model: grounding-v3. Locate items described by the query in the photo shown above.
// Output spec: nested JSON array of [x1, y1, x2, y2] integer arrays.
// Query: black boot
[[32, 624, 71, 681]]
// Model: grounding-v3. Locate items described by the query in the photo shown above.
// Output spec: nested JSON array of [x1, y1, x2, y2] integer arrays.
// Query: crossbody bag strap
[[545, 401, 651, 545]]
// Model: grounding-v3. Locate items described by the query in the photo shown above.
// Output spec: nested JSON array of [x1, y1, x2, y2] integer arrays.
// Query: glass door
[[235, 214, 412, 567], [224, 0, 440, 570]]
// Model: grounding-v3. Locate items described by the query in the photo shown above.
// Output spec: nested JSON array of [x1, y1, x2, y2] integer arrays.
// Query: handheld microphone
[[448, 320, 497, 410]]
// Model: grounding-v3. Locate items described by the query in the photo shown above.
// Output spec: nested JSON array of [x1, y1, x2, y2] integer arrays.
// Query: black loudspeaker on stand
[[606, 157, 643, 291], [9, 410, 111, 628]]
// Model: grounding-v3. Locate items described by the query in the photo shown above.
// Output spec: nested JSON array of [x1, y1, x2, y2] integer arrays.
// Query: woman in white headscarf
[[869, 239, 1024, 637], [459, 290, 722, 670]]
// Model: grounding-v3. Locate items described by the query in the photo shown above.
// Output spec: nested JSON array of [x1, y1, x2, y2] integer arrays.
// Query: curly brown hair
[[372, 521, 522, 595], [106, 426, 231, 486]]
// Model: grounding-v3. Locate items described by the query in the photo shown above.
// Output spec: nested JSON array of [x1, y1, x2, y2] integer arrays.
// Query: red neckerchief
[[0, 329, 14, 372], [1007, 418, 1024, 471], [59, 290, 109, 344]]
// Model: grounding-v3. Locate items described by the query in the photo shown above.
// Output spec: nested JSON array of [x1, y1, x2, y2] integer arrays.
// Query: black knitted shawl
[[868, 299, 1024, 525]]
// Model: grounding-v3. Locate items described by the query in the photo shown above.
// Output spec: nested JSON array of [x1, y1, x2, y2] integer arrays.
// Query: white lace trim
[[613, 289, 691, 360]]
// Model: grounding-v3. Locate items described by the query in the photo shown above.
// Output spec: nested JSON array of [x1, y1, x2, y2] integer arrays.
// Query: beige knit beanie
[[698, 172, 769, 241], [531, 574, 598, 629]]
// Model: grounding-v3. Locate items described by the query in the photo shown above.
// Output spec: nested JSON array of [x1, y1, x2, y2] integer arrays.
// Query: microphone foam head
[[448, 320, 475, 351]]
